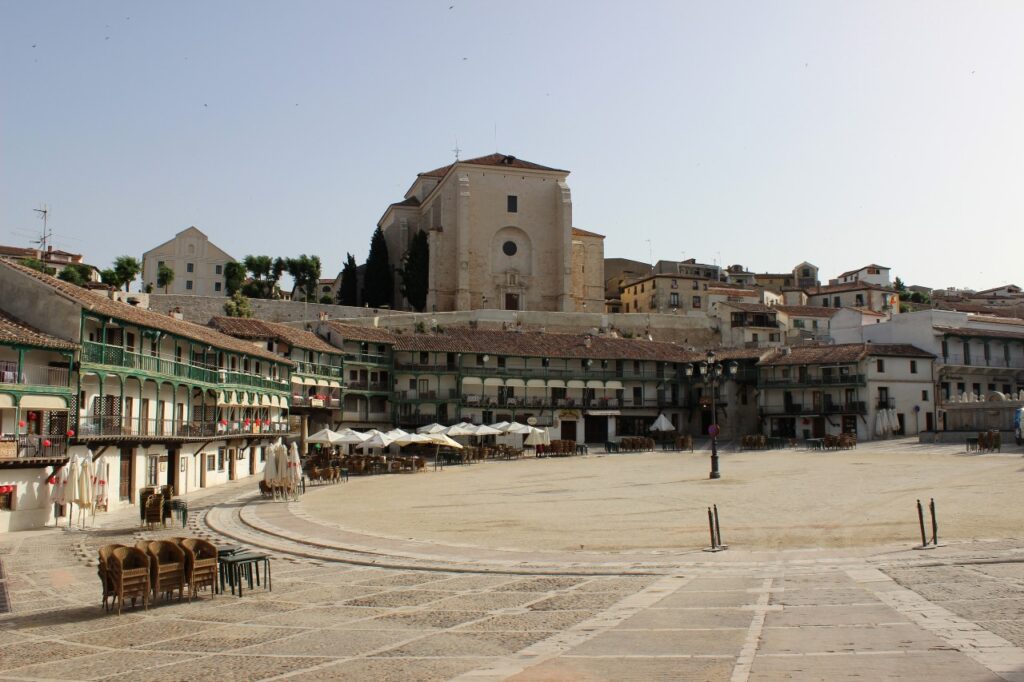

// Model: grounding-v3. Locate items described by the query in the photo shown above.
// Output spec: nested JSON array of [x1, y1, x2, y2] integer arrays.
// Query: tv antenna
[[32, 205, 52, 252], [452, 140, 461, 161]]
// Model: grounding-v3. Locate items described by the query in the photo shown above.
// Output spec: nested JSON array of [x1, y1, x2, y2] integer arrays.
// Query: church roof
[[419, 153, 568, 178], [571, 227, 605, 239]]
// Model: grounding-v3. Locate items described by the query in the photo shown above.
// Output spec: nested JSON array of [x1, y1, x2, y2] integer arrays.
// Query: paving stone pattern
[[0, 477, 1023, 681]]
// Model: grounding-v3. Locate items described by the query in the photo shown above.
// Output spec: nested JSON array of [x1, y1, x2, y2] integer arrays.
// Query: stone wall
[[147, 294, 378, 325]]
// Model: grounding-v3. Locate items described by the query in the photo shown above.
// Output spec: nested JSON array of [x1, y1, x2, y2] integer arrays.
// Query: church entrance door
[[504, 293, 520, 310]]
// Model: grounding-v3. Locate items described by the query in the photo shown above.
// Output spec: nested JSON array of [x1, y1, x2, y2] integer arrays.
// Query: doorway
[[584, 415, 608, 443], [228, 448, 237, 480], [167, 449, 178, 494], [504, 293, 520, 310], [119, 447, 133, 501], [560, 420, 577, 442]]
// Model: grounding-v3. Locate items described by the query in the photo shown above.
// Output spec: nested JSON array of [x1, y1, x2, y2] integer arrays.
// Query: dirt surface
[[302, 439, 1024, 551]]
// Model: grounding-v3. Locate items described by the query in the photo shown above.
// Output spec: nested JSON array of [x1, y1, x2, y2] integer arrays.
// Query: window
[[752, 333, 759, 342], [497, 356, 506, 368], [692, 296, 701, 308], [910, 360, 917, 374], [669, 293, 679, 307], [157, 260, 165, 269], [876, 359, 885, 372], [507, 195, 518, 213], [214, 282, 222, 292], [477, 354, 486, 366], [692, 280, 699, 290], [833, 296, 841, 307], [419, 352, 429, 365], [922, 389, 929, 400], [186, 263, 194, 273], [769, 333, 780, 342], [0, 487, 14, 511], [671, 279, 678, 289], [207, 453, 216, 471], [217, 448, 226, 471], [186, 280, 193, 290], [855, 294, 864, 306], [502, 240, 517, 256], [215, 264, 223, 275], [793, 319, 805, 329]]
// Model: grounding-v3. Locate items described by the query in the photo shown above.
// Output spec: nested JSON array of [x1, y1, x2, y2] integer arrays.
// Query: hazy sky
[[2, 1, 1022, 292]]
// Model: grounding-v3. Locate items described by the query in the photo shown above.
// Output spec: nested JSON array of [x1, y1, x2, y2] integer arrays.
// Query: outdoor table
[[966, 437, 979, 452], [575, 444, 588, 455], [169, 499, 188, 528], [805, 438, 824, 451], [219, 551, 271, 597]]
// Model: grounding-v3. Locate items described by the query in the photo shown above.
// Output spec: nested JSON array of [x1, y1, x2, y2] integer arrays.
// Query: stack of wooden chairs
[[97, 537, 219, 615], [618, 437, 655, 452], [977, 430, 1001, 452]]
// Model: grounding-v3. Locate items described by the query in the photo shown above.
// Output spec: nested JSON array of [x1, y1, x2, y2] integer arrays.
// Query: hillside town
[[1, 153, 1023, 533]]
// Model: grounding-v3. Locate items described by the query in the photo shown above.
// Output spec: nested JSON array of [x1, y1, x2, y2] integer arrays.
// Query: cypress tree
[[363, 227, 392, 307]]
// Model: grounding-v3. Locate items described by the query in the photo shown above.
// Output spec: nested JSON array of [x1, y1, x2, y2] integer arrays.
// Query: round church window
[[502, 240, 518, 256]]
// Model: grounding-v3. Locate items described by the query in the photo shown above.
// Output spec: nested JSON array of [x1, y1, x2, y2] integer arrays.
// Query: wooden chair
[[144, 493, 164, 528], [181, 538, 218, 600], [97, 544, 125, 612], [110, 546, 150, 615], [146, 540, 186, 603]]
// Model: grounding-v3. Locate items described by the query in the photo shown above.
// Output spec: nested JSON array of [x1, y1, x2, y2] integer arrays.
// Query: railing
[[397, 389, 458, 401], [760, 402, 866, 416], [877, 398, 895, 409], [82, 341, 289, 390], [394, 362, 459, 372], [760, 374, 866, 387], [341, 410, 390, 422], [0, 362, 71, 387], [346, 381, 390, 392], [942, 354, 1024, 369], [293, 361, 344, 378], [291, 395, 341, 408], [77, 417, 293, 439], [0, 435, 69, 459], [396, 413, 446, 426], [343, 352, 389, 364]]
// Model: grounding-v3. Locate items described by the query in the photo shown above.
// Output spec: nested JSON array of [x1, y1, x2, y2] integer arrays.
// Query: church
[[377, 153, 604, 313]]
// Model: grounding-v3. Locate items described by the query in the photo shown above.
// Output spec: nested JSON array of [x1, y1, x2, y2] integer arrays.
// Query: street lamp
[[685, 350, 738, 479]]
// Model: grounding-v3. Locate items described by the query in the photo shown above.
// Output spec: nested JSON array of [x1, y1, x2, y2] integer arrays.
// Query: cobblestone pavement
[[1, 477, 1024, 680]]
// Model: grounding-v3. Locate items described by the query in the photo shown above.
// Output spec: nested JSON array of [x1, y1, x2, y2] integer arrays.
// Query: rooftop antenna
[[493, 122, 497, 152], [452, 140, 461, 161], [646, 239, 653, 273], [32, 205, 52, 252]]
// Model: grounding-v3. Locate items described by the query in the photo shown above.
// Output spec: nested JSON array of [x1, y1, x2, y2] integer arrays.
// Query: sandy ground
[[301, 439, 1024, 552]]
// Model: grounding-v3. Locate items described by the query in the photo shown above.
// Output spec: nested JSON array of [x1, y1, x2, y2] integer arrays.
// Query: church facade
[[377, 153, 604, 313]]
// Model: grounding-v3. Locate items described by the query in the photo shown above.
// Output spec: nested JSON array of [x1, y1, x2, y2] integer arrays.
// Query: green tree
[[336, 253, 358, 306], [363, 227, 392, 308], [894, 276, 907, 293], [99, 268, 119, 287], [223, 261, 246, 296], [21, 258, 55, 275], [57, 263, 93, 286], [112, 256, 141, 292], [399, 230, 429, 311], [157, 263, 175, 293], [284, 254, 322, 302], [241, 255, 285, 298], [223, 291, 253, 318], [319, 294, 334, 304]]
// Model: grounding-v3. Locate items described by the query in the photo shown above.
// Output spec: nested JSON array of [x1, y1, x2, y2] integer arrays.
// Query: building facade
[[377, 153, 604, 313], [142, 226, 235, 296]]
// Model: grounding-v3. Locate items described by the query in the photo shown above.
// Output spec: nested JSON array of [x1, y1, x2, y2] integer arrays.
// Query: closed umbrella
[[75, 455, 95, 526], [273, 441, 290, 487], [59, 454, 81, 528], [93, 459, 109, 515], [263, 439, 280, 485], [889, 408, 899, 434], [287, 442, 303, 498]]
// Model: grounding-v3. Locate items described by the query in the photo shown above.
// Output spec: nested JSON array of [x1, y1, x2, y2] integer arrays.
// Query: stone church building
[[377, 153, 604, 313]]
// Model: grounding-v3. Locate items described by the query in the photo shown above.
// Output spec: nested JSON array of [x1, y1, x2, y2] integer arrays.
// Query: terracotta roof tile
[[809, 281, 896, 295], [719, 302, 774, 313], [762, 343, 933, 366], [323, 321, 397, 344], [0, 259, 288, 364], [210, 317, 339, 354], [934, 325, 1024, 340], [772, 305, 837, 317], [419, 153, 568, 179], [571, 227, 605, 239], [0, 310, 78, 350]]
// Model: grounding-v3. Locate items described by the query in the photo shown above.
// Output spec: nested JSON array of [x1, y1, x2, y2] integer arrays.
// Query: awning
[[261, 395, 272, 406], [483, 378, 504, 387], [303, 377, 318, 386], [19, 395, 68, 409], [567, 380, 586, 389], [526, 379, 547, 388], [586, 410, 620, 416], [290, 376, 305, 385], [328, 380, 341, 388], [586, 379, 604, 389], [0, 394, 15, 408], [605, 380, 623, 390], [505, 378, 526, 388], [462, 376, 483, 386], [547, 379, 566, 388]]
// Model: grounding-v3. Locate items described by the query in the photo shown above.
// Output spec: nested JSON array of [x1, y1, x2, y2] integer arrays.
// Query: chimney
[[169, 307, 184, 321]]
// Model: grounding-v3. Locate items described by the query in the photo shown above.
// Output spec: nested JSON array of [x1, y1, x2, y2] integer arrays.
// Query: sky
[[2, 1, 1022, 293]]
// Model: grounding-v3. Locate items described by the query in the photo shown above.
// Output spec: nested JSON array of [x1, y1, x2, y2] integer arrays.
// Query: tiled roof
[[707, 287, 758, 297], [390, 196, 421, 208], [847, 307, 887, 317], [419, 153, 568, 179], [719, 302, 773, 313], [0, 245, 38, 258], [323, 321, 397, 344], [571, 227, 605, 239], [762, 343, 933, 366], [837, 264, 890, 278], [0, 259, 288, 363], [390, 326, 754, 364], [209, 317, 339, 354], [934, 325, 1024, 340], [809, 281, 896, 295], [0, 310, 78, 350], [772, 305, 837, 318]]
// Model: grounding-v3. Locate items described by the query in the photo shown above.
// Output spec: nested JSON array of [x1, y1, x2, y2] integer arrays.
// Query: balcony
[[760, 402, 866, 416], [77, 417, 293, 440], [343, 352, 389, 365], [942, 354, 1024, 370], [760, 373, 866, 388], [82, 341, 289, 391], [0, 361, 70, 388], [0, 435, 69, 460], [394, 361, 459, 373], [341, 410, 390, 423], [346, 381, 390, 392], [396, 389, 458, 402], [877, 397, 895, 409], [293, 361, 344, 379], [291, 395, 341, 409]]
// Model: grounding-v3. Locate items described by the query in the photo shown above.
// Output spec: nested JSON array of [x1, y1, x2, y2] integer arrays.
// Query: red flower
[[18, 421, 25, 428], [43, 439, 52, 447], [67, 429, 75, 437]]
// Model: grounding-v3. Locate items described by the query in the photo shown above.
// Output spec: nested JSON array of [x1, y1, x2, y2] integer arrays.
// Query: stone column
[[455, 173, 472, 310]]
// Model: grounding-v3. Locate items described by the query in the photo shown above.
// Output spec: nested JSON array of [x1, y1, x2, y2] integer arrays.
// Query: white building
[[142, 226, 235, 296]]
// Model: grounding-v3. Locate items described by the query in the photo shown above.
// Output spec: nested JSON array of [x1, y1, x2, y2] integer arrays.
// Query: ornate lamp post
[[685, 350, 738, 479]]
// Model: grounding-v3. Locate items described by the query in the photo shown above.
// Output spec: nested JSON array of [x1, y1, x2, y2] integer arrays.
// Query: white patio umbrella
[[488, 421, 512, 433], [307, 428, 344, 445], [394, 432, 431, 446], [444, 423, 477, 436], [505, 422, 533, 434], [469, 424, 503, 436], [524, 427, 546, 446], [416, 423, 447, 434], [649, 414, 675, 432], [424, 432, 464, 449], [384, 428, 409, 440], [358, 431, 398, 450], [273, 440, 290, 487]]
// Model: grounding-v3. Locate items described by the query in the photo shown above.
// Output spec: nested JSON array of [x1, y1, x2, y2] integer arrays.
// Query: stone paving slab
[[749, 651, 1006, 681]]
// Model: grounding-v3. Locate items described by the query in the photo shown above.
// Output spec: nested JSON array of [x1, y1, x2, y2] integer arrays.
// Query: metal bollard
[[930, 498, 939, 546], [708, 507, 717, 549], [703, 504, 729, 552], [917, 499, 928, 547], [713, 504, 723, 548]]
